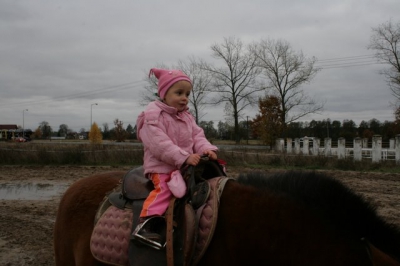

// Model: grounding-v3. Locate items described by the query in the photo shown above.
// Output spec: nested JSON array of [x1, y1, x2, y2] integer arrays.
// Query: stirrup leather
[[132, 216, 167, 250]]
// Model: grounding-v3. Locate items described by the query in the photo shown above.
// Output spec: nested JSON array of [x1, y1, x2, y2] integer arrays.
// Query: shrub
[[89, 122, 103, 144]]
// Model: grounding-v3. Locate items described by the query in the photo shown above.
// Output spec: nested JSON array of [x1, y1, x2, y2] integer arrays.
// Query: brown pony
[[54, 170, 400, 265]]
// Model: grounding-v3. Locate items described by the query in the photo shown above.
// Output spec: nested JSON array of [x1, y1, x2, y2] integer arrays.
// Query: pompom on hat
[[149, 68, 192, 99]]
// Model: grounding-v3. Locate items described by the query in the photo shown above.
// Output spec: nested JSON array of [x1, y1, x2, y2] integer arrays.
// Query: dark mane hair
[[237, 171, 400, 259]]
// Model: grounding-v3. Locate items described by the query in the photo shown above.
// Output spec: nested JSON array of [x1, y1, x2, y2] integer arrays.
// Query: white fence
[[275, 135, 400, 164]]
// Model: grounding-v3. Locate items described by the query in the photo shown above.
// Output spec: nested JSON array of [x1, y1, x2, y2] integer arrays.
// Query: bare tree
[[177, 56, 212, 124], [140, 63, 169, 105], [251, 38, 323, 128], [368, 20, 400, 100], [113, 118, 127, 142], [201, 36, 263, 143]]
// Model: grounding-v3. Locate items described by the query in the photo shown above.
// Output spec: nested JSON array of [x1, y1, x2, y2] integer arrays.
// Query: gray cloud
[[0, 0, 398, 132]]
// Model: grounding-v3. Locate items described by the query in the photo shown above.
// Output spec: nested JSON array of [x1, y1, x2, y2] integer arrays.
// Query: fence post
[[294, 138, 300, 154], [372, 135, 382, 163], [362, 138, 368, 148], [276, 138, 284, 152], [353, 137, 362, 161], [312, 138, 320, 155], [324, 138, 331, 157], [302, 137, 309, 155], [275, 139, 279, 151], [396, 135, 400, 165], [286, 138, 292, 153], [390, 138, 395, 149], [338, 138, 346, 159]]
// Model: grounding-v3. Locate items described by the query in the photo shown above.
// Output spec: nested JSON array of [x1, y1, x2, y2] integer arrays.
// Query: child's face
[[163, 81, 192, 111]]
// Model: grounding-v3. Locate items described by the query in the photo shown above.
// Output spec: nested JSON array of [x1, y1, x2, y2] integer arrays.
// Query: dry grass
[[0, 142, 143, 165]]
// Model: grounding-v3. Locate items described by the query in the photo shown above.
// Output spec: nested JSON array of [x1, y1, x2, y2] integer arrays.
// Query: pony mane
[[237, 170, 400, 259]]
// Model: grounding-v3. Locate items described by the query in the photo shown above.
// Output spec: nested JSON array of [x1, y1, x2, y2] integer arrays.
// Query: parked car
[[15, 137, 26, 142]]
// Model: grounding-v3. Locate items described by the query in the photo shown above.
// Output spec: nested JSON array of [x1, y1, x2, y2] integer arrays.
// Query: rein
[[165, 164, 196, 266]]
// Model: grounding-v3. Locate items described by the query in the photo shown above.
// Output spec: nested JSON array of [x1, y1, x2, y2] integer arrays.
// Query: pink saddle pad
[[90, 205, 133, 266]]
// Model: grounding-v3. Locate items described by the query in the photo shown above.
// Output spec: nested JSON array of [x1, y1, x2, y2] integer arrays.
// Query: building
[[0, 125, 32, 140], [0, 125, 18, 140]]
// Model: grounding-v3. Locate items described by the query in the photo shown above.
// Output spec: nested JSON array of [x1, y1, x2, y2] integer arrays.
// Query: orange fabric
[[140, 173, 172, 218]]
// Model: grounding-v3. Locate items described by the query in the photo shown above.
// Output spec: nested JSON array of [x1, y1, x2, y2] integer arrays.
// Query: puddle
[[0, 183, 69, 200]]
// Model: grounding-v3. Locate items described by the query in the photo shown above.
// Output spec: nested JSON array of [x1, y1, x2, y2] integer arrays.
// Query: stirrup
[[132, 216, 167, 250]]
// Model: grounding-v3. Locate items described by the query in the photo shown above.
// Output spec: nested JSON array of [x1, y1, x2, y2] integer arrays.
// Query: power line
[[315, 53, 385, 69], [2, 53, 387, 110], [318, 62, 385, 69], [317, 61, 383, 69], [316, 54, 377, 62], [3, 80, 146, 108]]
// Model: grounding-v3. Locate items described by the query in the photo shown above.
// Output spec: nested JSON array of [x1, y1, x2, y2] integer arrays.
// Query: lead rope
[[166, 164, 200, 266], [166, 166, 196, 266], [186, 165, 196, 196]]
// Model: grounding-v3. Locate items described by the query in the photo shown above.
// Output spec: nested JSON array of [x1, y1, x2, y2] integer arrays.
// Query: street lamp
[[90, 103, 98, 131], [22, 109, 28, 138]]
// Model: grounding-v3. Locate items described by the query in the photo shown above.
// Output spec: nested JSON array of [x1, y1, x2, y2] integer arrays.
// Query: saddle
[[90, 158, 230, 266]]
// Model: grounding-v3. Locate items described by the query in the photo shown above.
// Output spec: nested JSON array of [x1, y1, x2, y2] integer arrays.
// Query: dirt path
[[0, 165, 399, 265]]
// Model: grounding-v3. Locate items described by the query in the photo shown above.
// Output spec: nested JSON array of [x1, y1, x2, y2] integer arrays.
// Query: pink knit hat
[[149, 68, 192, 99]]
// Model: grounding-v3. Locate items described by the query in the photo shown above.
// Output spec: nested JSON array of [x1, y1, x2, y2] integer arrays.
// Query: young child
[[133, 68, 218, 245]]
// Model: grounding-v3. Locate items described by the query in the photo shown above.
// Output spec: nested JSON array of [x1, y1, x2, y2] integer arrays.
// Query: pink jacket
[[136, 101, 218, 174]]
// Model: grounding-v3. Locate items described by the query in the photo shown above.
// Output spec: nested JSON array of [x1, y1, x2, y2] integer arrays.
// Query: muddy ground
[[0, 165, 399, 265]]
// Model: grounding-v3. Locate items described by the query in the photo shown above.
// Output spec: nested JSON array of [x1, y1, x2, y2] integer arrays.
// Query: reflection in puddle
[[0, 183, 68, 200]]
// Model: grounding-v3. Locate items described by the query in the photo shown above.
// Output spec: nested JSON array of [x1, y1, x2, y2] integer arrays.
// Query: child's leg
[[133, 173, 172, 248], [140, 173, 172, 218]]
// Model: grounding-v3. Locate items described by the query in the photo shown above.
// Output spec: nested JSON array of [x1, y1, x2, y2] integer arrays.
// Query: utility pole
[[90, 103, 98, 132], [22, 109, 28, 138], [247, 116, 249, 145]]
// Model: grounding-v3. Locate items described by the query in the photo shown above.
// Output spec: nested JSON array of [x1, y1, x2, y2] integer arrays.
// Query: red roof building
[[0, 125, 19, 140]]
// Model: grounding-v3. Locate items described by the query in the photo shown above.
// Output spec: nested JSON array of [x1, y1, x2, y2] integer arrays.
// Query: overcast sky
[[1, 0, 398, 132]]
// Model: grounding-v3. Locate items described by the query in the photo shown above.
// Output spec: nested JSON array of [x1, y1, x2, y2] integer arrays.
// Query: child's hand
[[204, 150, 217, 160], [185, 154, 201, 166]]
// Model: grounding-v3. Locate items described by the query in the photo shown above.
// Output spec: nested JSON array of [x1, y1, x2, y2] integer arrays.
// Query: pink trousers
[[140, 173, 172, 218]]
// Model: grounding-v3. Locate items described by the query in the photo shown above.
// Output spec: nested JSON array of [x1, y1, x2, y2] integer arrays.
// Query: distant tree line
[[28, 115, 399, 146], [197, 117, 399, 145], [284, 118, 399, 142], [31, 119, 137, 142]]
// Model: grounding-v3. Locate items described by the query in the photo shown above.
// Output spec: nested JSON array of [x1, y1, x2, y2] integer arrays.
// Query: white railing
[[275, 135, 400, 164]]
